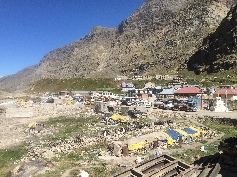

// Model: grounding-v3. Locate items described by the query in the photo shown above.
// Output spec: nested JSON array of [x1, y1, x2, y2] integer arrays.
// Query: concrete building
[[213, 88, 237, 100]]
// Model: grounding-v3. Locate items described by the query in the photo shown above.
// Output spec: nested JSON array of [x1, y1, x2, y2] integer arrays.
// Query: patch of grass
[[171, 120, 237, 165], [33, 115, 116, 177], [42, 115, 102, 141], [171, 142, 219, 164], [27, 68, 237, 94], [202, 120, 237, 140], [27, 78, 118, 93], [0, 145, 26, 176], [178, 68, 237, 87], [168, 144, 182, 149], [84, 162, 119, 177], [70, 169, 80, 177], [199, 139, 208, 144]]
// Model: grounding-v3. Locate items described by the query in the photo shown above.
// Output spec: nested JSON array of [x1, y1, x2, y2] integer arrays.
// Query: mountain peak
[[1, 0, 237, 92]]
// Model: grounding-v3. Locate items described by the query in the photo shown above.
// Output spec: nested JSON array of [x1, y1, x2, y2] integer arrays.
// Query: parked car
[[172, 100, 186, 111], [145, 101, 152, 108], [163, 99, 178, 110], [127, 109, 144, 118], [121, 97, 136, 106], [133, 99, 141, 106], [153, 99, 163, 109], [121, 100, 133, 106], [185, 101, 198, 112], [45, 98, 54, 103], [31, 97, 41, 103], [163, 100, 173, 110]]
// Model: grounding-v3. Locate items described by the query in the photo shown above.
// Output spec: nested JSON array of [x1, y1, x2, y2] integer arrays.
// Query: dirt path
[[0, 114, 51, 149]]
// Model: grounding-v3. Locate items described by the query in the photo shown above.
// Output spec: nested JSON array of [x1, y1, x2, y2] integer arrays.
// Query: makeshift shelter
[[213, 88, 237, 100], [163, 129, 183, 144], [163, 126, 206, 145], [67, 99, 72, 105]]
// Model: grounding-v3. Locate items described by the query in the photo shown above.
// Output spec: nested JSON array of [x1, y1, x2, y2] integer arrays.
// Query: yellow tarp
[[162, 131, 176, 145], [28, 122, 36, 128], [110, 114, 130, 122], [175, 129, 189, 137], [17, 99, 26, 103], [167, 137, 176, 145], [128, 142, 148, 151], [189, 126, 206, 137]]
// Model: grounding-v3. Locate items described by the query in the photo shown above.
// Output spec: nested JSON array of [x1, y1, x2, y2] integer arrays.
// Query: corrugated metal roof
[[213, 88, 237, 95], [174, 86, 202, 94], [155, 86, 162, 89], [158, 88, 175, 95]]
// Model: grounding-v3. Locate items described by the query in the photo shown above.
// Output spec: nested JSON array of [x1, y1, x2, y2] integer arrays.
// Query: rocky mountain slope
[[188, 3, 237, 74], [0, 0, 237, 92]]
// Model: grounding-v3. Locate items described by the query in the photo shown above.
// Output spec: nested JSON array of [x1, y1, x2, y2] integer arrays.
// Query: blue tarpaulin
[[164, 129, 182, 141], [182, 128, 197, 134]]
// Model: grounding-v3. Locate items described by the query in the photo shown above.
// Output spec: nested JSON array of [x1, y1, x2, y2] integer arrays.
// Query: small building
[[218, 85, 234, 89], [157, 88, 175, 99], [135, 89, 151, 99], [143, 75, 153, 80], [121, 82, 135, 92], [156, 75, 166, 80], [71, 91, 92, 96], [133, 75, 143, 80], [114, 77, 122, 81], [152, 86, 163, 94], [144, 82, 156, 89], [156, 75, 183, 81], [200, 87, 215, 94], [174, 86, 203, 98], [59, 91, 71, 97], [173, 75, 183, 82], [115, 75, 128, 81], [167, 81, 184, 89], [183, 84, 200, 88], [97, 91, 113, 96], [213, 88, 237, 100]]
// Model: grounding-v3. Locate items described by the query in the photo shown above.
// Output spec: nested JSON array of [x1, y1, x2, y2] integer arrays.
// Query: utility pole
[[226, 89, 228, 111]]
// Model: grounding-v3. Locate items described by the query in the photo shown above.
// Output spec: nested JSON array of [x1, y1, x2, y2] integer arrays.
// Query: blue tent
[[164, 129, 182, 141]]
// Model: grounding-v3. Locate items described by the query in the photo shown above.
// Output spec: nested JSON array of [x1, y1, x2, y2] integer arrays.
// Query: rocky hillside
[[0, 0, 236, 92], [188, 3, 237, 74]]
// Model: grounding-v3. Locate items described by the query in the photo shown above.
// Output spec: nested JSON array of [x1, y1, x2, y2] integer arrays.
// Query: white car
[[145, 101, 152, 108], [163, 100, 174, 110]]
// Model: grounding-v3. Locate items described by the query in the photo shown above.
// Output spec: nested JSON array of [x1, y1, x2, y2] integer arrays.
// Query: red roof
[[213, 88, 237, 95], [174, 86, 202, 94]]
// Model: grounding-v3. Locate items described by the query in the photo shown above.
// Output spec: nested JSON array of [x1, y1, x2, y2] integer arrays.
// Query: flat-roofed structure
[[112, 154, 192, 177]]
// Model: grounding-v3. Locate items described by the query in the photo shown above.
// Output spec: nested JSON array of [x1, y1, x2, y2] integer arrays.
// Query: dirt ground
[[0, 114, 48, 149], [0, 103, 236, 150], [1, 102, 236, 176]]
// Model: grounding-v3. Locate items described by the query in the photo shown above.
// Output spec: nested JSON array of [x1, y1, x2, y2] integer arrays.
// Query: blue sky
[[0, 0, 144, 77]]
